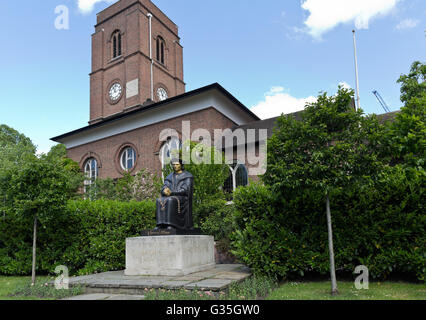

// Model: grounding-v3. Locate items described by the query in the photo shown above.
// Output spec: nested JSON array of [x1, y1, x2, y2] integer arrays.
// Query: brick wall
[[67, 108, 237, 179], [89, 0, 185, 124]]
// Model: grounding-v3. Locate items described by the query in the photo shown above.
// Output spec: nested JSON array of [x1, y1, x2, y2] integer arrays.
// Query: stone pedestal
[[124, 235, 215, 276]]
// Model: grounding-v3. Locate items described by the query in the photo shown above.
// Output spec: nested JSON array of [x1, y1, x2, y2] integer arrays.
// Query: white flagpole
[[352, 30, 360, 111]]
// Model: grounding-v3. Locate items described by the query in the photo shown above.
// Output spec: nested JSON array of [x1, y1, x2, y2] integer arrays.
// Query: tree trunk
[[31, 215, 37, 286], [326, 193, 339, 295]]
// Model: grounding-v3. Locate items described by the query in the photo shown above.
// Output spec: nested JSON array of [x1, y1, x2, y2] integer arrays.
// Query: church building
[[51, 0, 262, 192], [51, 0, 397, 193]]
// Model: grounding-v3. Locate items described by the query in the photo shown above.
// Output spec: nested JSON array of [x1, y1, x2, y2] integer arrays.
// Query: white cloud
[[301, 0, 400, 39], [396, 18, 420, 30], [338, 81, 352, 90], [77, 0, 118, 14], [250, 87, 317, 119]]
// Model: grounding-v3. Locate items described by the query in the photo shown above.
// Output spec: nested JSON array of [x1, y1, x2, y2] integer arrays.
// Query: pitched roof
[[227, 110, 400, 145], [51, 83, 260, 143]]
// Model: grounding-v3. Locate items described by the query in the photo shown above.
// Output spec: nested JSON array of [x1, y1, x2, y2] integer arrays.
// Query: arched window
[[156, 36, 165, 64], [223, 161, 248, 195], [84, 158, 98, 194], [112, 31, 122, 59], [120, 147, 136, 171], [160, 136, 181, 169]]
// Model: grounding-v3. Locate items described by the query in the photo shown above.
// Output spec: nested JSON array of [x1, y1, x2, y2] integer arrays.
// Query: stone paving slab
[[63, 293, 145, 300], [160, 280, 194, 289], [105, 294, 145, 300], [63, 293, 112, 300], [184, 279, 233, 291], [168, 274, 206, 281], [119, 279, 169, 289], [213, 271, 250, 280], [65, 264, 251, 295]]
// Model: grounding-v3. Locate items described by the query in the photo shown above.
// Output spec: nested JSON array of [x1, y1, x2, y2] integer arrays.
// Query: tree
[[0, 134, 82, 284], [5, 154, 81, 284], [397, 61, 426, 104], [0, 124, 36, 182], [263, 86, 382, 295], [0, 125, 36, 222], [386, 61, 426, 168]]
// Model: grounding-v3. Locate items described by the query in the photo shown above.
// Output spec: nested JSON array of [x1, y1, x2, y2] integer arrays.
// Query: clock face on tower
[[109, 82, 122, 102], [156, 87, 168, 101]]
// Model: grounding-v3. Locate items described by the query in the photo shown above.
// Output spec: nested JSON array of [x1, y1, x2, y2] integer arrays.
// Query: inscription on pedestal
[[141, 228, 203, 237], [125, 235, 215, 276]]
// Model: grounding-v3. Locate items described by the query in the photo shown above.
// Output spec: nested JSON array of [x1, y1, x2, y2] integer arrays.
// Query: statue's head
[[171, 158, 184, 173]]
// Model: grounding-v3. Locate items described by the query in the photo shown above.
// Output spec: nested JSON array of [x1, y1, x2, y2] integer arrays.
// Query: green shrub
[[197, 198, 234, 238], [0, 199, 156, 276], [143, 275, 277, 300], [196, 198, 237, 256], [62, 199, 156, 275], [231, 168, 425, 281], [162, 140, 229, 224], [85, 169, 162, 202]]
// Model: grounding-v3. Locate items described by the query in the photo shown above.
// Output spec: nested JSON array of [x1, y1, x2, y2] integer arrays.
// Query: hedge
[[231, 167, 425, 281], [0, 199, 156, 276]]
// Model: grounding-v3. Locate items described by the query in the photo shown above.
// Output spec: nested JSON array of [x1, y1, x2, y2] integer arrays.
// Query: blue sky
[[0, 0, 424, 154]]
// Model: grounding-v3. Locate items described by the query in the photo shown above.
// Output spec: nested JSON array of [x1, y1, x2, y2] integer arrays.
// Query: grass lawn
[[1, 276, 425, 300], [267, 280, 426, 300], [0, 276, 53, 300]]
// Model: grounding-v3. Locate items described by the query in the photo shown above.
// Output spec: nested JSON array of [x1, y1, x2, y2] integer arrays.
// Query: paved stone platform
[[66, 264, 251, 296], [63, 293, 146, 300]]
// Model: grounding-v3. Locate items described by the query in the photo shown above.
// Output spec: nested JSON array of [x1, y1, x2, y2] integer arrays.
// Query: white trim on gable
[[57, 89, 256, 149]]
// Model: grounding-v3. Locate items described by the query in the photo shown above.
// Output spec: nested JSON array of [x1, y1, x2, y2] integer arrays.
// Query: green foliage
[[231, 169, 425, 281], [198, 199, 235, 240], [397, 61, 426, 104], [5, 154, 81, 222], [231, 76, 425, 282], [61, 199, 156, 275], [11, 279, 84, 299], [0, 199, 155, 275], [0, 125, 37, 213], [0, 130, 84, 276], [162, 140, 230, 226], [385, 61, 426, 168], [227, 275, 277, 300], [85, 169, 162, 202], [0, 124, 36, 170], [263, 85, 381, 196], [143, 275, 277, 300]]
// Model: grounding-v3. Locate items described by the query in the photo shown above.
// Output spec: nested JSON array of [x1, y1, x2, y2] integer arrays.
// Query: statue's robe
[[156, 171, 194, 230]]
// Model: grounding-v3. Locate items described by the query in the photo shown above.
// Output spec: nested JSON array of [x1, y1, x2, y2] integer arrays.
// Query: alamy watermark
[[54, 265, 69, 290], [354, 265, 369, 290], [158, 121, 268, 176], [54, 5, 69, 30]]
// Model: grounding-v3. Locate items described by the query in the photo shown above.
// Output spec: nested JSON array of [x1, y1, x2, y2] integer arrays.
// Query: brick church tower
[[52, 0, 261, 185], [89, 0, 185, 124]]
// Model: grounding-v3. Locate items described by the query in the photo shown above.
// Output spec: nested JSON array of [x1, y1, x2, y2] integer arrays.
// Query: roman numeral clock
[[156, 87, 168, 101], [109, 82, 123, 103]]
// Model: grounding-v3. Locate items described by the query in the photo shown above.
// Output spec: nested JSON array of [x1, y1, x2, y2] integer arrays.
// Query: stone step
[[63, 293, 145, 300], [64, 264, 251, 296]]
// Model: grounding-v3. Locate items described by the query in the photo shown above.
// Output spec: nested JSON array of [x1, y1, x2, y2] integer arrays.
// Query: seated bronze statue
[[154, 158, 194, 231]]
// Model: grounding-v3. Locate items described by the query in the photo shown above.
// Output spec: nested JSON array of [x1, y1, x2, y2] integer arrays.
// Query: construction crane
[[372, 90, 391, 113]]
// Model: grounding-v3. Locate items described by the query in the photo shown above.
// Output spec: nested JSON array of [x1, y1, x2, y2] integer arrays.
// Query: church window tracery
[[156, 36, 165, 65], [112, 30, 122, 59], [84, 157, 98, 194]]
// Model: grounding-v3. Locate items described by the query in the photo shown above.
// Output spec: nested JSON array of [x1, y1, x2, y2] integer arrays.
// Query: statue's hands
[[164, 187, 172, 197]]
